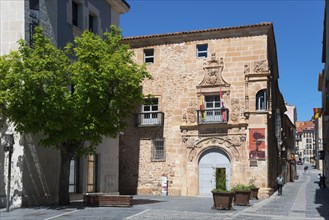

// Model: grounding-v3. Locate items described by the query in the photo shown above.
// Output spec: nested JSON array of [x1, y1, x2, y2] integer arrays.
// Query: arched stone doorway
[[198, 148, 231, 196]]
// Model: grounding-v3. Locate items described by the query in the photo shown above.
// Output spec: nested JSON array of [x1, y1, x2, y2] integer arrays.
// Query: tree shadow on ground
[[22, 201, 85, 210]]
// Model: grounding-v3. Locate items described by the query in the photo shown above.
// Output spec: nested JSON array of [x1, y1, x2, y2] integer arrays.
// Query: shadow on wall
[[0, 122, 9, 208], [119, 116, 164, 195], [0, 143, 6, 208], [21, 134, 60, 207]]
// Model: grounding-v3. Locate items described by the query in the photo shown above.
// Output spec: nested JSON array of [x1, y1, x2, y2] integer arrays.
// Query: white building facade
[[0, 0, 129, 208]]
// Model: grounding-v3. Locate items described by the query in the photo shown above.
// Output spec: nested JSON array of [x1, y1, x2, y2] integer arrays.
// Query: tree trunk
[[58, 147, 74, 205]]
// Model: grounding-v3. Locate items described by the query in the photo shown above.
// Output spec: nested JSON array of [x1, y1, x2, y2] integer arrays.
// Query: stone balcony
[[196, 108, 229, 124], [134, 112, 164, 127]]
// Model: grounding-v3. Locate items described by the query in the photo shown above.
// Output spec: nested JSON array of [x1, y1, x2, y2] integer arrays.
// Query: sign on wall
[[249, 128, 266, 160]]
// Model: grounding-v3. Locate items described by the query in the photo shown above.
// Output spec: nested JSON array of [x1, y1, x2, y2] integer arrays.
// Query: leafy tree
[[0, 26, 150, 205]]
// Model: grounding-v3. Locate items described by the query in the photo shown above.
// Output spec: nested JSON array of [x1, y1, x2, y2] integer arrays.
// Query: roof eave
[[122, 22, 273, 48], [106, 0, 130, 14]]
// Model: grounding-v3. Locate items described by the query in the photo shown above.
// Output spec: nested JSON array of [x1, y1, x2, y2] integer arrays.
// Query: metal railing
[[196, 108, 229, 124], [134, 112, 164, 127]]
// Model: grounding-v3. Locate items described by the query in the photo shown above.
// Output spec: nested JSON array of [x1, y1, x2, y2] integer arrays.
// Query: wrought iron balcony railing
[[196, 108, 229, 124], [134, 112, 164, 127]]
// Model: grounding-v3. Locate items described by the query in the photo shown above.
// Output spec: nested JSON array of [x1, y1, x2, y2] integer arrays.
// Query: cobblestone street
[[1, 164, 328, 220]]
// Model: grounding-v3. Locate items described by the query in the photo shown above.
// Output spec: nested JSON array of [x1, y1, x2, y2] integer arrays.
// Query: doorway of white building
[[198, 148, 231, 196]]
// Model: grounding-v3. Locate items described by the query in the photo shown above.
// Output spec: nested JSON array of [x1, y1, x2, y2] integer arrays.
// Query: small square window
[[197, 44, 208, 58], [144, 49, 154, 63], [29, 0, 39, 10], [249, 160, 258, 167]]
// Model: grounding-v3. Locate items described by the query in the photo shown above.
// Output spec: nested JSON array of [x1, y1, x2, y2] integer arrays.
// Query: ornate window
[[256, 90, 267, 111], [204, 95, 221, 122]]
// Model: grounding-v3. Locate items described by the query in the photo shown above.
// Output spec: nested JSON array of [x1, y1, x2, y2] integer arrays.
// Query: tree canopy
[[0, 26, 151, 205], [0, 25, 150, 154]]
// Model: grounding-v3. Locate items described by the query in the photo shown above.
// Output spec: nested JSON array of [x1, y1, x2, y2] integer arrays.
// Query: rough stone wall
[[120, 33, 276, 198]]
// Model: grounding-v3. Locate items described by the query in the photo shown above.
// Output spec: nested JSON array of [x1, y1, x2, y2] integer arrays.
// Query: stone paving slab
[[124, 209, 233, 220], [1, 164, 329, 220]]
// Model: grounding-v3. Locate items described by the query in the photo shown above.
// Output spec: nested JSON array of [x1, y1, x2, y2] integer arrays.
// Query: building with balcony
[[319, 0, 329, 187], [120, 22, 289, 199], [0, 0, 129, 208], [295, 121, 315, 164]]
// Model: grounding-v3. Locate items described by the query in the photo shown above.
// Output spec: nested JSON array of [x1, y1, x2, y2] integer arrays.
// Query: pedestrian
[[320, 175, 327, 188], [276, 174, 284, 196], [304, 166, 308, 172]]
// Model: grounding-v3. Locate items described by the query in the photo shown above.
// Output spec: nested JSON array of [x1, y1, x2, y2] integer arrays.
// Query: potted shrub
[[248, 177, 259, 200], [211, 168, 235, 210], [231, 183, 251, 206]]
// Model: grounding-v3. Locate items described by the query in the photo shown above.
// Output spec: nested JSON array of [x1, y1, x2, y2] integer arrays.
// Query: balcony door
[[205, 95, 221, 122], [141, 98, 159, 125]]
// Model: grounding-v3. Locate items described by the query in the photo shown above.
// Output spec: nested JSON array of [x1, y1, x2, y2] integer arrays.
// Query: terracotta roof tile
[[123, 22, 273, 40]]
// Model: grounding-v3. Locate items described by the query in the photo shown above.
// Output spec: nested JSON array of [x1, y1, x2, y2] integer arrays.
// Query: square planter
[[250, 188, 259, 200], [234, 190, 251, 206], [212, 191, 235, 210]]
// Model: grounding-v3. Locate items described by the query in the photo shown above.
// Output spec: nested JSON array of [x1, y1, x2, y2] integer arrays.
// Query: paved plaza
[[1, 164, 328, 220]]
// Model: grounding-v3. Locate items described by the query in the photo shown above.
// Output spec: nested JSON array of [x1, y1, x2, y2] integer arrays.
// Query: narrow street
[[232, 164, 329, 220], [1, 164, 328, 220]]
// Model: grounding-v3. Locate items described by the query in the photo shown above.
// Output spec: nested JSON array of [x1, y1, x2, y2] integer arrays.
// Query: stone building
[[295, 121, 315, 164], [319, 0, 329, 188], [282, 103, 297, 182], [120, 22, 289, 199], [0, 0, 129, 208]]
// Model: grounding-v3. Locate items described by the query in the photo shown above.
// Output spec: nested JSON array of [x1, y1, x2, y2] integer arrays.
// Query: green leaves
[[0, 25, 151, 155]]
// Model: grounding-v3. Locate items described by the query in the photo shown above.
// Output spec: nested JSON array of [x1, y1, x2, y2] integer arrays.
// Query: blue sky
[[121, 0, 324, 122]]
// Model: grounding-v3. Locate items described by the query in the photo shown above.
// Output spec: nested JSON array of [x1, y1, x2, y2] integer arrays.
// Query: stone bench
[[83, 193, 133, 207]]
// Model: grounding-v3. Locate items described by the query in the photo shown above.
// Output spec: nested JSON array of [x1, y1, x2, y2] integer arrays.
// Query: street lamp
[[2, 134, 14, 212]]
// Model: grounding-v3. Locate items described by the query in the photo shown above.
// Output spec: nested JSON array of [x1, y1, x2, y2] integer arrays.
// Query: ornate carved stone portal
[[186, 136, 241, 162]]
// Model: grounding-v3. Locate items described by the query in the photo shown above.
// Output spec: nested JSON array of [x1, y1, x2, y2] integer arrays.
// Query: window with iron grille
[[152, 138, 165, 161]]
